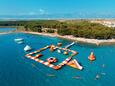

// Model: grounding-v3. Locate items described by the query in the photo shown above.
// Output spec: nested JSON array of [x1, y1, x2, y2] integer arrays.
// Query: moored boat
[[14, 38, 23, 42], [17, 41, 24, 44]]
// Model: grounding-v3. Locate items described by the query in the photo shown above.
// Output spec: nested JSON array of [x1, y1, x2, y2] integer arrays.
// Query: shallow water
[[0, 32, 115, 86], [0, 28, 16, 32]]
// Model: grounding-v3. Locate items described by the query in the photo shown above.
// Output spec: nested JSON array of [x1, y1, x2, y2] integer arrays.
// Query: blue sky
[[0, 0, 115, 17]]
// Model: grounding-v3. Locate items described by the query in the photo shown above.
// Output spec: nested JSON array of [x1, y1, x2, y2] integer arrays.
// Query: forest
[[0, 20, 115, 39]]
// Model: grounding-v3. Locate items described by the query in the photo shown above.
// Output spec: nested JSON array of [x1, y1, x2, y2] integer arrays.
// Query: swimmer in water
[[101, 72, 106, 75], [72, 76, 82, 79], [46, 74, 55, 77], [31, 64, 36, 67], [102, 64, 105, 68], [95, 74, 100, 80]]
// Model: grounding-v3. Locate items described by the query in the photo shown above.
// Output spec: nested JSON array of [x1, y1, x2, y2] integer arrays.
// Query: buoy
[[50, 45, 55, 52], [88, 52, 95, 61], [57, 49, 61, 53], [50, 45, 55, 48], [50, 48, 54, 52], [64, 51, 68, 55], [57, 43, 62, 47], [47, 57, 57, 63]]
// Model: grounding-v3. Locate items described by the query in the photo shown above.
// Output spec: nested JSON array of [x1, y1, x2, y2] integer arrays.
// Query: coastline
[[1, 31, 115, 45], [0, 31, 13, 35], [22, 31, 115, 45]]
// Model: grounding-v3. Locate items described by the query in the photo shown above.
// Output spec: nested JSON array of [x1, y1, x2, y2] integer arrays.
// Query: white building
[[91, 20, 115, 28]]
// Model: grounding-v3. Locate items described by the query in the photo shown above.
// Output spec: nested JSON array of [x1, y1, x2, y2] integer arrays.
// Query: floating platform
[[25, 44, 78, 70], [65, 42, 75, 49]]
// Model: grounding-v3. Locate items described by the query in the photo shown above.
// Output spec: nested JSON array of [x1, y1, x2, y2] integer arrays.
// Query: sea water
[[0, 32, 115, 86], [0, 28, 16, 32]]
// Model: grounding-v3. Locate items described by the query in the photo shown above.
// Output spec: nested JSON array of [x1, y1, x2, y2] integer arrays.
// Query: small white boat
[[24, 45, 32, 51], [14, 38, 24, 42], [17, 41, 24, 44], [57, 49, 61, 53], [95, 74, 100, 80]]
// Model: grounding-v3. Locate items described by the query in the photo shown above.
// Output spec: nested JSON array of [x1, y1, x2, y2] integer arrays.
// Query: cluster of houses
[[91, 20, 115, 28]]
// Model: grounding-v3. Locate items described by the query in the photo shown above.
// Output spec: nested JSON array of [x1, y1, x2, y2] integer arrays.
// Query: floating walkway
[[25, 44, 78, 70], [65, 42, 75, 49]]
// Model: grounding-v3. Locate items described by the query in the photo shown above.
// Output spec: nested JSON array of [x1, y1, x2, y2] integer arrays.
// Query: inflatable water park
[[14, 38, 95, 70], [25, 42, 84, 70]]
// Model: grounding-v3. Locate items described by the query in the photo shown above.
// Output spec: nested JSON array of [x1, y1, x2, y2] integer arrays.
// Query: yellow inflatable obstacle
[[67, 59, 83, 70]]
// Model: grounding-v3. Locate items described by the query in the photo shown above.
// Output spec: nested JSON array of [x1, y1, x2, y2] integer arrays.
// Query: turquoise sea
[[0, 28, 115, 86], [0, 28, 15, 32]]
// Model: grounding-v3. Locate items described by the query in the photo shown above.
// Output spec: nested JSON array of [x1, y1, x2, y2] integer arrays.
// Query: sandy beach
[[22, 31, 115, 45], [0, 32, 13, 35], [1, 31, 115, 45]]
